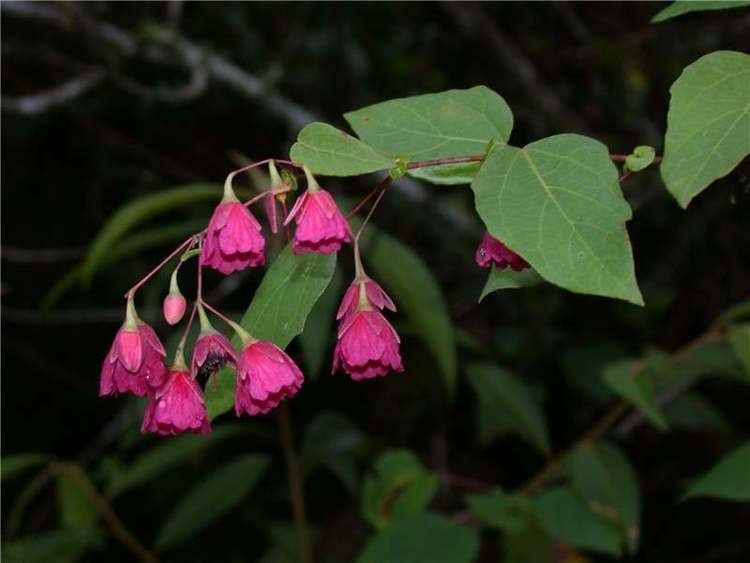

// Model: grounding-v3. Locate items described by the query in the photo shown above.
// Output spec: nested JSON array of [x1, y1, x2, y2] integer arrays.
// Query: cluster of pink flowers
[[99, 161, 529, 437]]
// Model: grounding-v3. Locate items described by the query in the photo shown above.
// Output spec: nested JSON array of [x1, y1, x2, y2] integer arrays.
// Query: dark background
[[2, 2, 750, 562]]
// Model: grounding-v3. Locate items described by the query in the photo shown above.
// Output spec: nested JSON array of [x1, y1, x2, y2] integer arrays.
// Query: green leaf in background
[[81, 184, 221, 283], [665, 393, 732, 434], [205, 246, 336, 419], [603, 353, 669, 430], [623, 145, 656, 173], [479, 267, 544, 301], [356, 512, 479, 563], [346, 86, 513, 185], [565, 441, 641, 553], [299, 268, 345, 379], [289, 122, 396, 176], [682, 441, 750, 502], [502, 526, 555, 563], [472, 134, 643, 305], [465, 489, 532, 532], [106, 424, 245, 497], [301, 411, 365, 494], [652, 1, 750, 23], [359, 226, 457, 397], [1, 453, 48, 481], [562, 339, 625, 404], [361, 450, 438, 529], [56, 470, 98, 530], [1, 529, 103, 563], [661, 51, 750, 208], [467, 363, 550, 454], [730, 323, 750, 380], [155, 454, 269, 550], [43, 219, 205, 309], [532, 486, 622, 556]]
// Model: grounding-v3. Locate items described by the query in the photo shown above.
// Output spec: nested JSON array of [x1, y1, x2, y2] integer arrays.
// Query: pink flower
[[163, 294, 187, 326], [141, 370, 211, 436], [336, 277, 396, 323], [332, 309, 403, 381], [235, 340, 304, 416], [285, 189, 352, 255], [192, 332, 238, 378], [100, 323, 167, 397], [474, 232, 529, 271], [201, 201, 265, 274]]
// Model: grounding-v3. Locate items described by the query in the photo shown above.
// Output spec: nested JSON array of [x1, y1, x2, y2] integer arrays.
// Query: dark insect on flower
[[197, 352, 228, 380]]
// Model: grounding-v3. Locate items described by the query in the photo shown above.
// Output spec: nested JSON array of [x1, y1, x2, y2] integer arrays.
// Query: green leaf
[[205, 246, 336, 419], [479, 267, 544, 301], [661, 51, 750, 208], [730, 323, 750, 380], [652, 1, 750, 23], [467, 363, 550, 454], [502, 525, 554, 563], [532, 486, 622, 556], [472, 134, 643, 305], [683, 441, 750, 501], [361, 450, 438, 529], [358, 226, 457, 397], [81, 184, 221, 283], [56, 470, 98, 530], [106, 425, 244, 497], [1, 453, 48, 481], [345, 86, 513, 185], [2, 529, 102, 563], [289, 122, 396, 176], [465, 489, 532, 532], [301, 411, 365, 493], [356, 512, 479, 563], [155, 454, 269, 550], [299, 268, 344, 379], [664, 393, 732, 433], [624, 145, 656, 173], [43, 220, 206, 309], [565, 441, 641, 553], [603, 353, 669, 430]]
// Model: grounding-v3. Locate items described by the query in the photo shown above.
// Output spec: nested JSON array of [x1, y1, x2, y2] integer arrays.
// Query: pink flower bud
[[475, 232, 529, 271], [285, 189, 352, 255], [100, 323, 167, 397], [200, 201, 265, 275], [163, 294, 187, 326], [192, 332, 238, 378], [332, 310, 403, 381], [235, 340, 304, 416], [141, 370, 210, 436]]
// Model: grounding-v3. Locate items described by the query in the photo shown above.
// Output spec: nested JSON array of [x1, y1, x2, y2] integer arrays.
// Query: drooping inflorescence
[[99, 159, 521, 436]]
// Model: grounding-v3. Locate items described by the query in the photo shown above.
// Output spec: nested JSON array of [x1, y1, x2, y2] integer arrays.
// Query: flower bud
[[163, 294, 187, 325]]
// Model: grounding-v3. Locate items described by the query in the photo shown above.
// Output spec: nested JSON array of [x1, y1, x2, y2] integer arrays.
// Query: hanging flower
[[141, 369, 211, 435], [474, 232, 529, 271]]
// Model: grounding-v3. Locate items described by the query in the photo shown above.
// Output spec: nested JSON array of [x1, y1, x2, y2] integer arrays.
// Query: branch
[[1, 69, 105, 115]]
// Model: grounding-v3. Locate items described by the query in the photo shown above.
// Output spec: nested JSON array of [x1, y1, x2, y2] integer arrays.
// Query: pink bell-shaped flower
[[284, 167, 352, 255], [141, 368, 211, 436], [200, 180, 265, 275], [235, 339, 304, 416], [191, 305, 238, 378], [100, 298, 167, 397]]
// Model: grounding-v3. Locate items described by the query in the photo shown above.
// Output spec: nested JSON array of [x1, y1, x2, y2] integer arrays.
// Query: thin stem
[[406, 155, 485, 169], [243, 187, 292, 208], [52, 462, 160, 563], [225, 158, 303, 181], [199, 299, 252, 343], [518, 326, 725, 496], [346, 177, 391, 220], [124, 236, 196, 298], [354, 187, 386, 242], [278, 403, 313, 563]]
